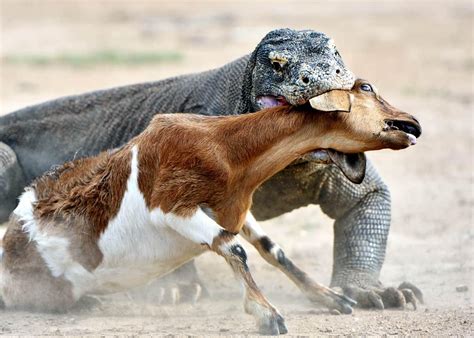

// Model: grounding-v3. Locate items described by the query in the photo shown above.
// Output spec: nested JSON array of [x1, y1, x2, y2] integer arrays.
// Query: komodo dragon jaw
[[249, 29, 355, 110]]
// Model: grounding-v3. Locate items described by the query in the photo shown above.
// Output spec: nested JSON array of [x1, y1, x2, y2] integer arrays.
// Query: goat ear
[[309, 90, 353, 113]]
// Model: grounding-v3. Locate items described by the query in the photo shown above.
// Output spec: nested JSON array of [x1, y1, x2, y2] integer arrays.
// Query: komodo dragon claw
[[339, 281, 423, 310]]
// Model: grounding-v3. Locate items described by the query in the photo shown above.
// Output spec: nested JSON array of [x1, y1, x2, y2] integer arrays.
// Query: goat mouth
[[384, 119, 422, 145], [256, 95, 290, 108]]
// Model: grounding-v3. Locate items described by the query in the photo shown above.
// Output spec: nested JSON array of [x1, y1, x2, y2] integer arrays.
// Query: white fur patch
[[243, 212, 282, 259], [153, 207, 223, 246], [14, 188, 37, 241], [34, 231, 95, 299], [14, 188, 95, 299], [243, 212, 266, 242], [98, 145, 154, 266]]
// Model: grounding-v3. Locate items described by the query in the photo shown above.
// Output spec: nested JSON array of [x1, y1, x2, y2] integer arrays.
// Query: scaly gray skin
[[0, 29, 422, 310]]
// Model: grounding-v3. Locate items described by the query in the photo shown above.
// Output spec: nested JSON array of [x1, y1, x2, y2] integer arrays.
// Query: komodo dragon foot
[[335, 281, 423, 310]]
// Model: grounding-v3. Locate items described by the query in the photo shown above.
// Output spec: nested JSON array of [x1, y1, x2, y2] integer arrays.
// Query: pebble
[[455, 285, 468, 292], [49, 327, 60, 333]]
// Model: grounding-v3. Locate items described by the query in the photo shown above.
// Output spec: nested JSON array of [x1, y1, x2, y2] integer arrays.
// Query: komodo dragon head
[[242, 28, 363, 182], [243, 28, 354, 111]]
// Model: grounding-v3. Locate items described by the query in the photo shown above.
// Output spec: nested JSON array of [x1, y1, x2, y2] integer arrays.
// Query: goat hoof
[[276, 313, 288, 334], [329, 289, 355, 314], [258, 313, 287, 335], [338, 301, 354, 315]]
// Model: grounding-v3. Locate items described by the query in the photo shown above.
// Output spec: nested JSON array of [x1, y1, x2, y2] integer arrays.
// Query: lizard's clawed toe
[[341, 281, 423, 310]]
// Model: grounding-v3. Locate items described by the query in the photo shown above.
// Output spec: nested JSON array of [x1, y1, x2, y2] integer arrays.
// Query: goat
[[0, 79, 421, 335]]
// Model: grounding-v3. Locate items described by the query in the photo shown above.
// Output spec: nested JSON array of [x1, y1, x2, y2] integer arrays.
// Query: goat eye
[[272, 61, 282, 72], [361, 84, 373, 92]]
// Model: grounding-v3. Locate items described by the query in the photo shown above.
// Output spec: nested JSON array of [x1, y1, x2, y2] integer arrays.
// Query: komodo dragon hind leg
[[0, 142, 26, 222], [320, 161, 424, 310]]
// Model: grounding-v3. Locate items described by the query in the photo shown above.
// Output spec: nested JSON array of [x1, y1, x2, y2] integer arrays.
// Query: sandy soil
[[0, 0, 473, 335]]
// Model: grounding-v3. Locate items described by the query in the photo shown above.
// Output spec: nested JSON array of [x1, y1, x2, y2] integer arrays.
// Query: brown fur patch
[[32, 147, 132, 270], [135, 108, 317, 232], [33, 148, 131, 235]]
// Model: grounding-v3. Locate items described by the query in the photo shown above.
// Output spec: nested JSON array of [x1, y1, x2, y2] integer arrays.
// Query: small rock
[[456, 285, 468, 292], [49, 327, 60, 333]]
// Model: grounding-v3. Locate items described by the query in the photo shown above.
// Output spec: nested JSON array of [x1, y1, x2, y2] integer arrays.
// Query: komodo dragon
[[0, 28, 422, 310]]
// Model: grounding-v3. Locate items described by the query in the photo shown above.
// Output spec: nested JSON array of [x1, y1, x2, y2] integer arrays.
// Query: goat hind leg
[[241, 212, 355, 314]]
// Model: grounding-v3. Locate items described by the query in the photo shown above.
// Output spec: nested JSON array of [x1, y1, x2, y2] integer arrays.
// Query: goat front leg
[[241, 212, 355, 314], [164, 208, 287, 335]]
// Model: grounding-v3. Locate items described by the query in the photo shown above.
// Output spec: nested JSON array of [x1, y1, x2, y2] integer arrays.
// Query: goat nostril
[[336, 69, 341, 74], [302, 76, 310, 84]]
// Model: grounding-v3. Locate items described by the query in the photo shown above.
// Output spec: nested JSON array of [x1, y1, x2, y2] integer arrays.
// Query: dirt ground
[[0, 0, 473, 335]]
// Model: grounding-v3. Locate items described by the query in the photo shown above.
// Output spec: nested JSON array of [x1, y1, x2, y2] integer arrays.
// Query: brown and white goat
[[0, 79, 421, 335]]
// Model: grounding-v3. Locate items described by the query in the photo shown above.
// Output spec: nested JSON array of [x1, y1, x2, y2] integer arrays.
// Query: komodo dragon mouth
[[256, 94, 367, 184], [256, 95, 289, 107]]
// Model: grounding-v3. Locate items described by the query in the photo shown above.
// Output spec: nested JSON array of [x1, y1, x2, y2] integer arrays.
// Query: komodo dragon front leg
[[252, 159, 423, 310]]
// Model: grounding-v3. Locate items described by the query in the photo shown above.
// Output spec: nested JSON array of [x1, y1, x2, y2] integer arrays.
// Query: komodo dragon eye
[[272, 61, 282, 72], [361, 83, 373, 92], [268, 52, 288, 73]]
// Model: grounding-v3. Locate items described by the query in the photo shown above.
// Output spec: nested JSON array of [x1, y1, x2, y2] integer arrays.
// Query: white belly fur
[[13, 145, 209, 299]]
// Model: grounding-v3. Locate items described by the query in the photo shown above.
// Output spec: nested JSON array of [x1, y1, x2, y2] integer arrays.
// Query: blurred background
[[0, 0, 472, 335]]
